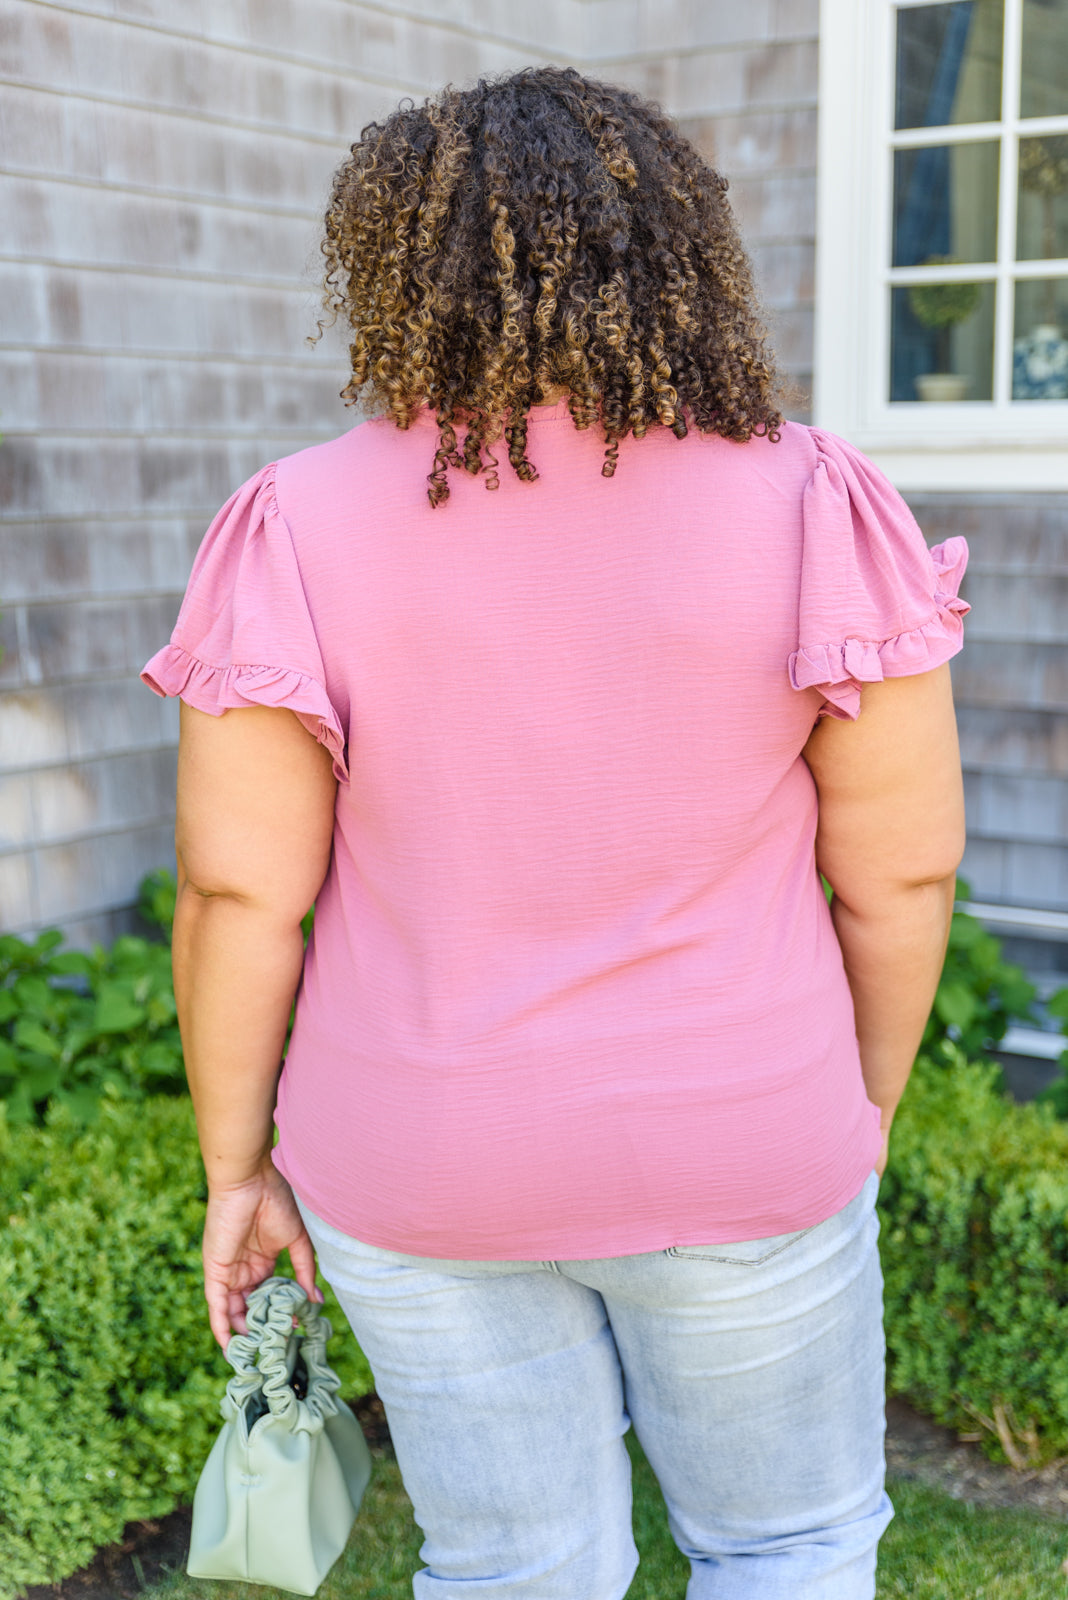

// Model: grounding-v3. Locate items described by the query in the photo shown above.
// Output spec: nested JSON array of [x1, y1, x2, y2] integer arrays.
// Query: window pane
[[1013, 278, 1068, 396], [895, 0, 1003, 129], [1021, 0, 1068, 119], [893, 141, 999, 265], [890, 280, 996, 400], [1017, 135, 1068, 259]]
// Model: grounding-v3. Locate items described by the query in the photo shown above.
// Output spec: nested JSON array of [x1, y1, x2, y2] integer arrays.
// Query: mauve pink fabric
[[142, 406, 969, 1258]]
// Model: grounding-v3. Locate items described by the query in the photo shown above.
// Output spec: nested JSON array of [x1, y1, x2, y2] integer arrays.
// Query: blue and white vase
[[1012, 323, 1068, 400]]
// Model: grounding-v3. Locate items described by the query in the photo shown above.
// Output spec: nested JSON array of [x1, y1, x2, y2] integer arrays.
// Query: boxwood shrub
[[0, 1093, 373, 1599], [8, 1050, 1068, 1595], [4, 874, 1068, 1592], [880, 1041, 1068, 1468]]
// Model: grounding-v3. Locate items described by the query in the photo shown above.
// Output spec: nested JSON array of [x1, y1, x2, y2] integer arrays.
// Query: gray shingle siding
[[2, 0, 1062, 943]]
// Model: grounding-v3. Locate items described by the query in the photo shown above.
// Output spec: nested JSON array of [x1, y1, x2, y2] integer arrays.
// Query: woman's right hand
[[202, 1158, 323, 1349]]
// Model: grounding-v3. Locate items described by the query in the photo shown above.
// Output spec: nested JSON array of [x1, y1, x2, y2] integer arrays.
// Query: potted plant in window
[[908, 258, 982, 401]]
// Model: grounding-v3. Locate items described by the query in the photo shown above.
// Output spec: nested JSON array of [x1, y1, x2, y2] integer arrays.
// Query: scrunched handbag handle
[[220, 1276, 345, 1435]]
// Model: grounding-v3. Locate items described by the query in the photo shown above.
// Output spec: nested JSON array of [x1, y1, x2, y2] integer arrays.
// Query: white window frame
[[815, 0, 1068, 489]]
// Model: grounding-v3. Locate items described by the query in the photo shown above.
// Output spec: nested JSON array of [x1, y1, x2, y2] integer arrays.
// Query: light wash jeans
[[297, 1171, 891, 1600]]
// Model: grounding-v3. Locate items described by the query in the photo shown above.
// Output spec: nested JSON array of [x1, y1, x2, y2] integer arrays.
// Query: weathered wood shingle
[[3, 0, 550, 940], [7, 0, 1057, 943], [906, 492, 1068, 913]]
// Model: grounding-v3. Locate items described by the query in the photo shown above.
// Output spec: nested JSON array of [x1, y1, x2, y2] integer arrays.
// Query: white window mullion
[[1015, 256, 1068, 277], [892, 120, 1006, 147], [873, 0, 898, 428], [994, 0, 1024, 405], [891, 263, 999, 284]]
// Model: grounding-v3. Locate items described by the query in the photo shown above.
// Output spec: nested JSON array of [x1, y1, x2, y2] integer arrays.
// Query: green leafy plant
[[0, 926, 185, 1124], [138, 866, 177, 936], [908, 257, 983, 373], [0, 1094, 373, 1598], [1032, 984, 1068, 1116], [9, 1060, 1068, 1599], [922, 884, 1037, 1066], [4, 870, 1068, 1592], [0, 870, 319, 1127], [907, 266, 983, 330], [880, 1044, 1068, 1468]]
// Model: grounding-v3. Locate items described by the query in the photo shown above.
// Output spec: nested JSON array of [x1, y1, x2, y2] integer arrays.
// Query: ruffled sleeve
[[140, 463, 349, 781], [788, 427, 970, 721]]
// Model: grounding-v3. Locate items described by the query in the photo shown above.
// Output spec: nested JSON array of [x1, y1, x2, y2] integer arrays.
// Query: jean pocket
[[663, 1221, 818, 1267]]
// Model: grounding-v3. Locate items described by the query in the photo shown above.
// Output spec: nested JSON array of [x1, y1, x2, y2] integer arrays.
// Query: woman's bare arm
[[801, 663, 966, 1171], [172, 700, 338, 1343]]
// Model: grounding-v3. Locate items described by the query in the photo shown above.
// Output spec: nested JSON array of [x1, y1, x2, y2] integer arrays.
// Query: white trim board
[[864, 448, 1068, 490], [1000, 1026, 1066, 1060], [959, 902, 1068, 942]]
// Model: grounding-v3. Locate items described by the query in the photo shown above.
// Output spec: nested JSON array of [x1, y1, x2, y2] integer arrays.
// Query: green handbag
[[187, 1276, 373, 1595]]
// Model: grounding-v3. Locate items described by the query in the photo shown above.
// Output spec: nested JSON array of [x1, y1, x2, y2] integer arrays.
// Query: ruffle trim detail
[[788, 537, 970, 721], [141, 644, 349, 782]]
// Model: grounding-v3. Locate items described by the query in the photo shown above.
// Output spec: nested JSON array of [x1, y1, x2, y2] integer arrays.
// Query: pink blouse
[[142, 404, 969, 1258]]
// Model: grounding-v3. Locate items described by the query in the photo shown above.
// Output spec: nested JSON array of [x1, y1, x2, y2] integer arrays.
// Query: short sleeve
[[788, 427, 970, 721], [141, 463, 349, 781]]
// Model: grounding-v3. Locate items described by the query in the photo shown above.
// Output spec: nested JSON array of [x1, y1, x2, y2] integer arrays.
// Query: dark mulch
[[884, 1395, 1068, 1517], [22, 1393, 1068, 1597], [20, 1506, 196, 1600], [19, 1396, 393, 1600]]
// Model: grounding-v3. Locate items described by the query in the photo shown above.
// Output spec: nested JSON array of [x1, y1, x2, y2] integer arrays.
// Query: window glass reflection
[[1021, 0, 1068, 119], [1013, 278, 1068, 396], [893, 141, 999, 265], [895, 0, 1003, 129], [890, 280, 995, 400], [1016, 135, 1068, 261]]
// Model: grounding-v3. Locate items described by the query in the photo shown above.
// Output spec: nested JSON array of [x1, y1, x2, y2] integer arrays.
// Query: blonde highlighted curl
[[318, 66, 787, 508]]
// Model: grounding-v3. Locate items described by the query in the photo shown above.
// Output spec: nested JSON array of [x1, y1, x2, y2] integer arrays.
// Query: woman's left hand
[[202, 1159, 323, 1348]]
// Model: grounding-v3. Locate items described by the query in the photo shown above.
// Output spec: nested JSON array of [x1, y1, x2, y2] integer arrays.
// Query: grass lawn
[[147, 1432, 1068, 1600]]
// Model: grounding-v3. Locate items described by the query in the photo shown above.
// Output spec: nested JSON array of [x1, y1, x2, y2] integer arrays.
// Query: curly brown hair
[[319, 66, 788, 506]]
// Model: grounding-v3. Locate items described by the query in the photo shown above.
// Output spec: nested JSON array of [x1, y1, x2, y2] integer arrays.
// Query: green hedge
[[8, 1051, 1068, 1595], [0, 1094, 373, 1599], [880, 1041, 1068, 1468], [4, 875, 1068, 1591]]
